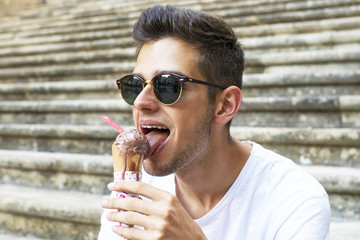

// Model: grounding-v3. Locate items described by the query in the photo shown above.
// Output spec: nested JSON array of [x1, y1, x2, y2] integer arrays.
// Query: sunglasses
[[116, 72, 226, 105]]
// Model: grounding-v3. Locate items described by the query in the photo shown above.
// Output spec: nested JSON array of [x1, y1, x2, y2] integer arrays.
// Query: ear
[[213, 86, 242, 126]]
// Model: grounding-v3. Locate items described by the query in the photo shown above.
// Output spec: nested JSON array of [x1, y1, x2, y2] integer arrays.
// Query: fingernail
[[101, 199, 108, 207], [108, 182, 115, 189], [112, 225, 119, 232], [106, 212, 111, 219]]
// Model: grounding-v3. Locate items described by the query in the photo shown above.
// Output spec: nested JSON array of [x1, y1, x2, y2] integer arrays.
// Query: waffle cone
[[112, 144, 123, 172], [112, 144, 144, 173]]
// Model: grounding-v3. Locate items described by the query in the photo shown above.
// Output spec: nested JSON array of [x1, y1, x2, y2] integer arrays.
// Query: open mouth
[[141, 125, 170, 158]]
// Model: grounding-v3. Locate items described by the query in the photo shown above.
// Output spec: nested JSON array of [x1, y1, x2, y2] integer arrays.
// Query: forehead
[[133, 38, 201, 79]]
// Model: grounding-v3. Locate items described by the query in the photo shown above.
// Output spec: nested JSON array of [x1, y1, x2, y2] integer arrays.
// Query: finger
[[102, 197, 160, 217], [108, 181, 170, 201], [107, 210, 154, 228], [112, 224, 161, 240]]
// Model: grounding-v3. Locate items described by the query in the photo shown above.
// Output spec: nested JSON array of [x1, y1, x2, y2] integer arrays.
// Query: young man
[[99, 5, 330, 240]]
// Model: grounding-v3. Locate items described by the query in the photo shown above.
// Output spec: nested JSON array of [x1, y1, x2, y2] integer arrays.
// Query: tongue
[[145, 130, 169, 158]]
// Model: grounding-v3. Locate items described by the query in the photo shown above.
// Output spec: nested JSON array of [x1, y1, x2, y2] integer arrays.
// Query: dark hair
[[133, 5, 244, 126]]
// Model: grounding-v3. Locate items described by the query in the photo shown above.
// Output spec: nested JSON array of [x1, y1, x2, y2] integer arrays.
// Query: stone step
[[302, 165, 360, 195], [330, 221, 360, 240], [0, 0, 354, 34], [0, 232, 48, 240], [0, 37, 133, 57], [0, 71, 358, 100], [0, 96, 358, 128], [1, 28, 359, 60], [0, 62, 134, 83], [246, 47, 360, 73], [0, 150, 112, 194], [0, 14, 360, 54], [237, 15, 360, 38], [1, 32, 358, 67], [225, 3, 360, 27], [1, 148, 359, 194], [0, 47, 136, 68], [0, 48, 358, 81], [0, 184, 102, 240], [1, 15, 358, 51], [1, 46, 359, 73], [244, 71, 360, 97], [0, 124, 358, 167], [242, 29, 360, 52], [41, 0, 348, 21], [0, 150, 359, 221], [0, 1, 358, 47], [208, 0, 354, 14], [0, 79, 119, 100]]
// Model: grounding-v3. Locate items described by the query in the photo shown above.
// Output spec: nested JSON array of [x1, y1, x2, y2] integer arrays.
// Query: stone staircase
[[0, 0, 359, 239]]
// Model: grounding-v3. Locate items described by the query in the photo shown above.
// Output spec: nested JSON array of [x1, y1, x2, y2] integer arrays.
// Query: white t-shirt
[[98, 142, 330, 239]]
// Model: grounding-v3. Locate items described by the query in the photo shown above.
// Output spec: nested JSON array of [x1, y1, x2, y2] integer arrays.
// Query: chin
[[143, 161, 176, 177]]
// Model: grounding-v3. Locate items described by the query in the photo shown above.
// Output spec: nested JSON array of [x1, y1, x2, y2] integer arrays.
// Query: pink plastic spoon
[[101, 115, 124, 133]]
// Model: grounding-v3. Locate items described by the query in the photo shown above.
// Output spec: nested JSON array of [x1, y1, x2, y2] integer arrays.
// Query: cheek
[[171, 106, 206, 135]]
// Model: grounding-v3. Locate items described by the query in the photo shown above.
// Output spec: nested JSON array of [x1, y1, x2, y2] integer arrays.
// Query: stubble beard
[[145, 104, 213, 176]]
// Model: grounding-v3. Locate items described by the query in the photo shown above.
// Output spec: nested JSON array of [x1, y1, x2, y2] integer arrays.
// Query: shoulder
[[240, 142, 330, 238], [239, 142, 330, 218], [248, 142, 327, 197]]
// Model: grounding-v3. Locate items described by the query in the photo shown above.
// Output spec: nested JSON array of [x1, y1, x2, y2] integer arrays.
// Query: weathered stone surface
[[0, 150, 113, 194], [263, 144, 360, 167], [0, 96, 358, 128], [0, 62, 135, 79], [330, 194, 360, 220], [235, 15, 360, 37], [302, 166, 360, 195], [0, 212, 99, 240], [232, 127, 360, 146], [234, 112, 344, 128], [242, 29, 360, 50], [330, 221, 360, 240], [0, 184, 103, 240], [0, 124, 358, 167], [0, 79, 118, 100], [0, 30, 134, 49], [263, 62, 360, 74], [0, 48, 136, 67], [245, 71, 360, 87], [0, 232, 48, 240], [247, 48, 360, 66], [244, 85, 360, 98], [2, 148, 359, 195], [214, 0, 355, 18], [5, 0, 349, 37], [1, 48, 357, 80], [1, 71, 358, 100], [226, 4, 360, 27]]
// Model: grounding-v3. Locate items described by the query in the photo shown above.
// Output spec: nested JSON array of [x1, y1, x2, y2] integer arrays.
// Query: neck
[[174, 133, 251, 219]]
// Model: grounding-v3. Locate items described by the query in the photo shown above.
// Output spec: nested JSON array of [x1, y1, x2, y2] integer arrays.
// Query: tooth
[[142, 125, 166, 129]]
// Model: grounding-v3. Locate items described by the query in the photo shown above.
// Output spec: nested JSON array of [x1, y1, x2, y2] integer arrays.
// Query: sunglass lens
[[153, 74, 181, 104], [121, 75, 143, 105]]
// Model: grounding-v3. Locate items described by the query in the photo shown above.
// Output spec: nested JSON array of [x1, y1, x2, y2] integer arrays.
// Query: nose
[[133, 82, 160, 112]]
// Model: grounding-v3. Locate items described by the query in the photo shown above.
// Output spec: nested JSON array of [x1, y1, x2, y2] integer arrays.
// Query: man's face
[[132, 37, 214, 176]]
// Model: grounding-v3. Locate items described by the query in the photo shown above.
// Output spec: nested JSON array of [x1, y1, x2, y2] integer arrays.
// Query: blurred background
[[0, 0, 43, 17], [0, 0, 359, 239]]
